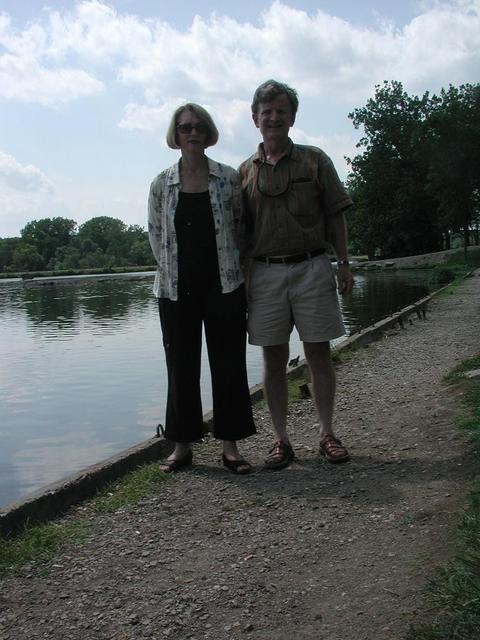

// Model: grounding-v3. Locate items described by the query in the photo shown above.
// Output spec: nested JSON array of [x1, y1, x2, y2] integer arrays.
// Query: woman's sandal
[[159, 449, 193, 473], [319, 434, 350, 463], [222, 454, 252, 475]]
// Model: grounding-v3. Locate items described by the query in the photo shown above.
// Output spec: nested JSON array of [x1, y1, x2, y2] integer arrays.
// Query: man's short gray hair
[[251, 80, 299, 115]]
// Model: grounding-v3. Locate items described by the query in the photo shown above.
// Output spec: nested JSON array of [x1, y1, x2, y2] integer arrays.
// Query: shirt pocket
[[286, 179, 320, 228]]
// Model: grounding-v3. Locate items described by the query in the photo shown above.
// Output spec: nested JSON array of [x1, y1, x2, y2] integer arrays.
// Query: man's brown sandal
[[319, 434, 350, 463], [264, 440, 294, 470]]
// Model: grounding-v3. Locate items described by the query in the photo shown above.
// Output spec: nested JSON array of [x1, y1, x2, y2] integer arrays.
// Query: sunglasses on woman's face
[[176, 123, 209, 134]]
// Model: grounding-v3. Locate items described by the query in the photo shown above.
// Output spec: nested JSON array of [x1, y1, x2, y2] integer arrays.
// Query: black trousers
[[158, 284, 256, 443]]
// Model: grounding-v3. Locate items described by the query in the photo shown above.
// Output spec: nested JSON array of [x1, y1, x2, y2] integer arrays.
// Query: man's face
[[253, 93, 295, 144]]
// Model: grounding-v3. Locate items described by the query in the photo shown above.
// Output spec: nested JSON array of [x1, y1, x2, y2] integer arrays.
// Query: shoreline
[[1, 246, 477, 282], [0, 283, 444, 536]]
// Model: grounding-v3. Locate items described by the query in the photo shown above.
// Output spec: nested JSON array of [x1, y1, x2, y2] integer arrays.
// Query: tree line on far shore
[[0, 217, 153, 274], [1, 80, 479, 274]]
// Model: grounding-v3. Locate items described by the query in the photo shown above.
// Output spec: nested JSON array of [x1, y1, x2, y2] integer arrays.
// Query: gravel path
[[1, 272, 479, 640]]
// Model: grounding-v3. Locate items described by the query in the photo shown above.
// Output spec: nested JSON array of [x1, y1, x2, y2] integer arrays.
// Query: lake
[[0, 269, 433, 507]]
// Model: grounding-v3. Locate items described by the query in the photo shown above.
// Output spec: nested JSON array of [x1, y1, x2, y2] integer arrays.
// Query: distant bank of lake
[[0, 270, 432, 507]]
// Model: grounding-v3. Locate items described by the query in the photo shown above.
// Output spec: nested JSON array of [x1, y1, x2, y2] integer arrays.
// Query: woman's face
[[176, 110, 209, 152]]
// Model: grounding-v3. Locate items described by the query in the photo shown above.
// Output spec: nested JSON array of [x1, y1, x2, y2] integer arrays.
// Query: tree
[[0, 237, 22, 272], [3, 215, 151, 272], [20, 217, 77, 267], [78, 217, 127, 259], [52, 244, 82, 270], [124, 225, 152, 265], [10, 243, 45, 272], [347, 81, 440, 257], [347, 81, 480, 258], [420, 84, 480, 256]]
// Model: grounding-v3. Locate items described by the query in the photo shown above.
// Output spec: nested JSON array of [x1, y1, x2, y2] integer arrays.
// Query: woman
[[148, 103, 256, 474]]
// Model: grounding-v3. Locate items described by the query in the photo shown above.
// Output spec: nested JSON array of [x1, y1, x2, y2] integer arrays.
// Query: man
[[239, 79, 354, 470]]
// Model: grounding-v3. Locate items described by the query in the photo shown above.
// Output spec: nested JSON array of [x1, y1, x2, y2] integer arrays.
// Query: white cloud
[[0, 9, 104, 105], [46, 0, 153, 62], [119, 96, 252, 139], [390, 3, 480, 88], [114, 0, 480, 105], [0, 152, 53, 193], [0, 152, 58, 236], [2, 1, 479, 108], [118, 99, 185, 133], [0, 55, 104, 104]]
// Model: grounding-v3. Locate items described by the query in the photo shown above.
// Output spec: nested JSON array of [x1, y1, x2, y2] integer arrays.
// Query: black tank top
[[175, 190, 220, 291]]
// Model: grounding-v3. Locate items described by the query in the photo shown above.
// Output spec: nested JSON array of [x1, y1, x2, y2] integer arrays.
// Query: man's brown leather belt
[[254, 248, 325, 264]]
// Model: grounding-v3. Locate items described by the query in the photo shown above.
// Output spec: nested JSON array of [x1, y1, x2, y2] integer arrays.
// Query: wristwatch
[[337, 260, 350, 266]]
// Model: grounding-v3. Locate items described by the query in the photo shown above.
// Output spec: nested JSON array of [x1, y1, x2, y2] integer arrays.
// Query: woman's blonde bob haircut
[[166, 103, 219, 149]]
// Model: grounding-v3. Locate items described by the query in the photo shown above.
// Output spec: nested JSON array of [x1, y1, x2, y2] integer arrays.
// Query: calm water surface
[[0, 270, 432, 507]]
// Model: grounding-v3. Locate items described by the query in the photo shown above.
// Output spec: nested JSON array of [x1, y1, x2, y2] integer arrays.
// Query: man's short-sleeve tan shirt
[[239, 140, 353, 257]]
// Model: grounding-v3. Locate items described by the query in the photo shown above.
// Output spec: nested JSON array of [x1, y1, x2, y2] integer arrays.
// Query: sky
[[0, 0, 479, 238]]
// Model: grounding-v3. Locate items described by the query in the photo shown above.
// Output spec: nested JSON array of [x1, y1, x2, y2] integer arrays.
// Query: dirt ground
[[1, 271, 479, 640]]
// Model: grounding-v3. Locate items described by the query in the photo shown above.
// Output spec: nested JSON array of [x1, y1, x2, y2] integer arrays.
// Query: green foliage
[[430, 266, 456, 286], [21, 217, 77, 268], [127, 226, 153, 265], [422, 85, 480, 245], [445, 355, 480, 444], [287, 376, 309, 403], [78, 216, 126, 257], [10, 243, 45, 272], [347, 81, 480, 259], [458, 385, 480, 445], [427, 247, 480, 289], [92, 463, 171, 513], [0, 521, 86, 576], [407, 488, 480, 640], [408, 357, 480, 639], [444, 246, 480, 268], [0, 237, 22, 271], [1, 216, 152, 274], [0, 463, 171, 575], [444, 354, 480, 384], [52, 244, 81, 269]]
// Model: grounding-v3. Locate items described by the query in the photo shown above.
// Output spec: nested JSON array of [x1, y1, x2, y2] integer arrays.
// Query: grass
[[427, 246, 480, 289], [255, 373, 309, 408], [445, 355, 480, 447], [284, 350, 344, 404], [444, 354, 480, 384], [407, 355, 480, 640], [444, 246, 480, 269], [0, 521, 88, 577], [0, 462, 171, 576], [92, 462, 172, 513], [287, 375, 309, 402]]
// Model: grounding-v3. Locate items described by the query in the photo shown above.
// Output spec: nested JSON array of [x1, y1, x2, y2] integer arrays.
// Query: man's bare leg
[[303, 341, 335, 438], [263, 343, 290, 442], [304, 341, 349, 462]]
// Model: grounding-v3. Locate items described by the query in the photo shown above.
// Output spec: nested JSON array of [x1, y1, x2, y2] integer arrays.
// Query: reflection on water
[[0, 270, 431, 507], [343, 270, 431, 331]]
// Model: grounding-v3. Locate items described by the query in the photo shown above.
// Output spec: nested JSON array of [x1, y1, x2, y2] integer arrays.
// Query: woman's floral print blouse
[[148, 157, 245, 300]]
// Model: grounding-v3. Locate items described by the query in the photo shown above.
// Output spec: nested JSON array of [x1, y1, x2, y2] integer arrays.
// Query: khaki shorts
[[247, 254, 345, 346]]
